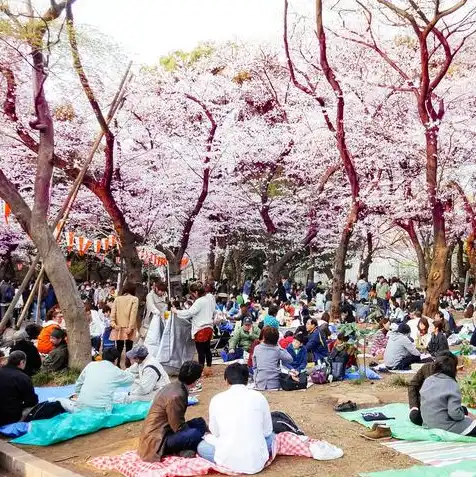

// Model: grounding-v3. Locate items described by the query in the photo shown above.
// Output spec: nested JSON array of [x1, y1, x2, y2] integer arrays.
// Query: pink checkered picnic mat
[[90, 432, 315, 477]]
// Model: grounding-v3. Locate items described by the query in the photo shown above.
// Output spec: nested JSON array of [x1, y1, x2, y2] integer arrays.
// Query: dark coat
[[0, 364, 38, 426], [305, 327, 329, 363], [11, 340, 42, 376], [427, 332, 449, 357], [138, 381, 188, 462], [41, 342, 68, 372], [407, 362, 434, 409]]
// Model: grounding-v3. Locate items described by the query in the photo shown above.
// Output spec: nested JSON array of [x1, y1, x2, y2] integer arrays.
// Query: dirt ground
[[18, 371, 422, 477]]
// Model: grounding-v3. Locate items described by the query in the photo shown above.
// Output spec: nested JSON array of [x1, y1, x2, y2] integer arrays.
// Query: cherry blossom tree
[[0, 0, 90, 367]]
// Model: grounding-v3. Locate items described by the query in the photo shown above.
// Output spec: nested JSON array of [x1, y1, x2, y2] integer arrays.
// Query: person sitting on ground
[[41, 328, 68, 372], [138, 361, 207, 461], [371, 318, 390, 357], [318, 312, 332, 339], [329, 333, 356, 369], [197, 363, 274, 474], [384, 323, 421, 370], [355, 299, 370, 321], [236, 303, 251, 325], [427, 319, 449, 357], [279, 330, 294, 349], [415, 317, 432, 350], [37, 307, 64, 354], [305, 318, 329, 364], [10, 324, 42, 377], [262, 304, 280, 329], [123, 345, 170, 402], [407, 350, 456, 426], [434, 311, 451, 338], [420, 352, 476, 436], [253, 326, 293, 390], [464, 302, 474, 319], [283, 332, 307, 373], [247, 329, 264, 373], [389, 298, 405, 323], [59, 347, 134, 412], [226, 317, 260, 360], [0, 351, 38, 426]]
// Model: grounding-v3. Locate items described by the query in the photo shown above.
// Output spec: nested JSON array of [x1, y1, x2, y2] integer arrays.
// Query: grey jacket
[[420, 373, 475, 435], [253, 343, 293, 390], [383, 331, 420, 369]]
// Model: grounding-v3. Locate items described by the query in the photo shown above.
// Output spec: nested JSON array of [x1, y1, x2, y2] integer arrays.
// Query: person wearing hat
[[224, 317, 260, 361], [384, 323, 421, 370], [125, 345, 170, 402], [10, 324, 42, 377], [41, 328, 69, 372]]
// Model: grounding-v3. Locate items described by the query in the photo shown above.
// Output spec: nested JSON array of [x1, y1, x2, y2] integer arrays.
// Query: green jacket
[[229, 326, 261, 352], [376, 283, 390, 300], [42, 343, 68, 373]]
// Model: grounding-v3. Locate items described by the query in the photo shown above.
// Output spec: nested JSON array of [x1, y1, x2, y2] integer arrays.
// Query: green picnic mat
[[339, 403, 476, 443], [360, 461, 476, 476]]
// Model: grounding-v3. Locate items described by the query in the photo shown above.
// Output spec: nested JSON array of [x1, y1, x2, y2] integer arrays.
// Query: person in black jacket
[[10, 325, 42, 377], [0, 350, 38, 426], [427, 320, 449, 357]]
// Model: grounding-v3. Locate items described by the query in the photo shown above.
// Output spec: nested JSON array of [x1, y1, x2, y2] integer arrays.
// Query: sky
[[73, 0, 312, 63]]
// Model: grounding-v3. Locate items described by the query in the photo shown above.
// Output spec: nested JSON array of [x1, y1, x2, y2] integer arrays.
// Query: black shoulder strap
[[144, 364, 161, 381]]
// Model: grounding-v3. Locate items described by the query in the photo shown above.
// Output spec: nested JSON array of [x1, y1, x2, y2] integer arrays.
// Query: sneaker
[[360, 424, 392, 441], [189, 381, 203, 394], [334, 401, 357, 412], [178, 450, 196, 458]]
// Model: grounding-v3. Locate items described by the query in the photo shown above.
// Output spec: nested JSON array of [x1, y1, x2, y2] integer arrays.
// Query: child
[[283, 333, 307, 373], [279, 330, 294, 349], [101, 305, 115, 350]]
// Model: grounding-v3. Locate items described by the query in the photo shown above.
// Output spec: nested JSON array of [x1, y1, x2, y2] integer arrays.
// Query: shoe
[[189, 381, 203, 394], [334, 401, 357, 412], [360, 424, 392, 441], [178, 450, 196, 458]]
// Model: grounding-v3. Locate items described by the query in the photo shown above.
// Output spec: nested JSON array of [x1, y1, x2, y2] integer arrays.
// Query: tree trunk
[[442, 245, 454, 292], [213, 249, 226, 282], [32, 226, 90, 369], [207, 237, 216, 280], [456, 238, 469, 294], [331, 204, 358, 320], [168, 259, 183, 298], [423, 226, 449, 317], [358, 232, 373, 278]]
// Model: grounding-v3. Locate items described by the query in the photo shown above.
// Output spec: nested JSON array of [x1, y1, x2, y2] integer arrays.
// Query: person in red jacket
[[37, 308, 64, 354]]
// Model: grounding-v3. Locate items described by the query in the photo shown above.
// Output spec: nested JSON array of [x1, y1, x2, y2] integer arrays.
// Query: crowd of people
[[0, 272, 475, 471]]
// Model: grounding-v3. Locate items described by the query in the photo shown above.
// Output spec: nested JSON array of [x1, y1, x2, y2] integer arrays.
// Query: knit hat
[[50, 328, 66, 340], [126, 345, 149, 360]]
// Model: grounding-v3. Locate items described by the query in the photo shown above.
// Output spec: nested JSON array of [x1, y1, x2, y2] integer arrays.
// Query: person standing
[[110, 283, 139, 367], [143, 282, 168, 336], [172, 283, 215, 377], [356, 275, 371, 301], [376, 277, 390, 315], [138, 361, 206, 461], [197, 363, 274, 473]]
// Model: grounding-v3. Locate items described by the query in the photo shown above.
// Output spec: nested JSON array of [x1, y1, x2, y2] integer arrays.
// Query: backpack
[[310, 358, 332, 384], [394, 283, 406, 299], [279, 372, 308, 391], [271, 411, 305, 435], [4, 285, 14, 302], [23, 401, 65, 422]]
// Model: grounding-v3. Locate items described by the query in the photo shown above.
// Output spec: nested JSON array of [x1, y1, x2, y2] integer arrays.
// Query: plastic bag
[[309, 440, 344, 460]]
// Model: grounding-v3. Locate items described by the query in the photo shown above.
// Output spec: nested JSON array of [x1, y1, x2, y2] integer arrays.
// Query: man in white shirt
[[124, 345, 170, 402], [197, 363, 274, 474]]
